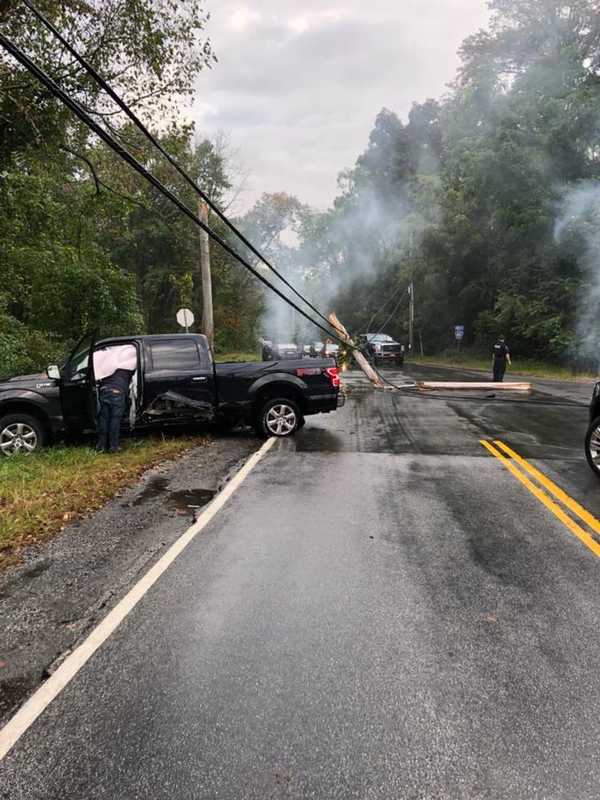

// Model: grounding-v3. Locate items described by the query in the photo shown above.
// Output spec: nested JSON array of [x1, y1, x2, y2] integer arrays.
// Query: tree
[[308, 0, 600, 360], [0, 0, 216, 163]]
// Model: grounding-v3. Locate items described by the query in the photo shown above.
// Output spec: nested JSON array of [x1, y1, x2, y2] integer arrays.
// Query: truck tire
[[585, 416, 600, 477], [255, 398, 301, 438], [0, 412, 46, 456]]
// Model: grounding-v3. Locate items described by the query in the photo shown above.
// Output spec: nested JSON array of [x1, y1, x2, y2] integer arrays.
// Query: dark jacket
[[100, 368, 134, 394]]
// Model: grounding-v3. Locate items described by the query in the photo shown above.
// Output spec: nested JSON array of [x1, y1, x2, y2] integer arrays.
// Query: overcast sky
[[191, 1, 490, 212]]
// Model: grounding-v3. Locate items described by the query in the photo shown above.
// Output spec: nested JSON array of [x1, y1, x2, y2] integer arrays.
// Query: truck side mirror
[[47, 365, 61, 380]]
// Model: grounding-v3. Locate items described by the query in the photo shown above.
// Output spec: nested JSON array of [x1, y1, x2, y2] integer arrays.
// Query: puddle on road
[[131, 477, 215, 515], [165, 489, 215, 514], [132, 476, 169, 506]]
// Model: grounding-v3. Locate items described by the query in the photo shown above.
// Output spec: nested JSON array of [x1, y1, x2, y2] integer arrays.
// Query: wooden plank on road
[[418, 381, 531, 392]]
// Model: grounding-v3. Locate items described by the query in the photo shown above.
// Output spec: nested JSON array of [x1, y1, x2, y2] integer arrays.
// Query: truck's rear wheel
[[585, 416, 600, 477], [0, 413, 46, 456], [255, 398, 300, 438]]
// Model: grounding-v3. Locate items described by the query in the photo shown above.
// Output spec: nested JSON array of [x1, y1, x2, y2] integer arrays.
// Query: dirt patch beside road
[[0, 433, 259, 725]]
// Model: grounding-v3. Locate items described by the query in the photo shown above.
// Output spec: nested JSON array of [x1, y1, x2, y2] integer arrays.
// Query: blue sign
[[454, 325, 465, 340]]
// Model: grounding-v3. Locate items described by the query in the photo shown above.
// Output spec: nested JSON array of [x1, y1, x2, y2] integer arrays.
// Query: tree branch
[[59, 143, 148, 208], [60, 144, 100, 195]]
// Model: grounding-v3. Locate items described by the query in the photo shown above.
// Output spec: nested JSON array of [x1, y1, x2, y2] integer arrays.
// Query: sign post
[[176, 307, 195, 334], [454, 324, 465, 352]]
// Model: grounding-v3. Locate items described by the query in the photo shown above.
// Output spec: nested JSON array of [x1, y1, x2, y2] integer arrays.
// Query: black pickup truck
[[0, 333, 344, 455]]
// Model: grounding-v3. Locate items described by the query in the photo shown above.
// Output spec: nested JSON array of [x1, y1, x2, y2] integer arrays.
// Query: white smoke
[[297, 191, 420, 332], [554, 181, 600, 361]]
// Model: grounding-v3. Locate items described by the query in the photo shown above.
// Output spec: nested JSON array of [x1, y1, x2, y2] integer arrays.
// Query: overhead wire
[[364, 282, 406, 335], [9, 0, 426, 389], [0, 42, 549, 402], [0, 31, 355, 350], [2, 18, 465, 397], [20, 0, 338, 335], [372, 290, 408, 341]]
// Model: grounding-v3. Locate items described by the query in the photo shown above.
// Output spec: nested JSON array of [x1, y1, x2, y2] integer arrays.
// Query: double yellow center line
[[481, 439, 600, 558]]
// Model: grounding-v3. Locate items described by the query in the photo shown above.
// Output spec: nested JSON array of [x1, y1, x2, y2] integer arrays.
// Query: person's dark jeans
[[493, 360, 506, 382], [96, 387, 126, 452]]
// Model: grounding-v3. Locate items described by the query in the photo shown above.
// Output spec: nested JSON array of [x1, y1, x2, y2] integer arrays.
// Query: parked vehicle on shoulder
[[359, 333, 404, 366], [0, 334, 345, 455]]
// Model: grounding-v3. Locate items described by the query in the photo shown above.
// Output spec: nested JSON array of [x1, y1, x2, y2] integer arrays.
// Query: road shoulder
[[0, 434, 258, 725]]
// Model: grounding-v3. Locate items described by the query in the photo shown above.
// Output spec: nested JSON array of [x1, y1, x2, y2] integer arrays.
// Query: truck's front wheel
[[0, 413, 46, 456], [255, 398, 300, 438]]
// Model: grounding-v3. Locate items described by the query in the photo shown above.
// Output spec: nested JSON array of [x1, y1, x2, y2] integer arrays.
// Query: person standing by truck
[[93, 344, 137, 453], [492, 335, 511, 382]]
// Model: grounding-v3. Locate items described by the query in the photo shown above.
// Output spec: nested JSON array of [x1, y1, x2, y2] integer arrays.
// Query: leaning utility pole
[[408, 281, 415, 354], [198, 200, 214, 350], [328, 312, 385, 389]]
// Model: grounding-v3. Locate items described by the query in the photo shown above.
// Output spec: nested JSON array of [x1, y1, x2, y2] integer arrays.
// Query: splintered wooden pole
[[418, 381, 531, 392], [328, 312, 385, 389]]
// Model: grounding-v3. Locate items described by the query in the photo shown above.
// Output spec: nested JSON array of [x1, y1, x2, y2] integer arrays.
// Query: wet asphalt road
[[3, 364, 600, 799]]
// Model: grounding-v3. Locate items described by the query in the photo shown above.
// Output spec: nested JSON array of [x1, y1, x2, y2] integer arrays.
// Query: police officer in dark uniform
[[261, 340, 274, 361], [492, 335, 511, 382], [96, 368, 134, 453]]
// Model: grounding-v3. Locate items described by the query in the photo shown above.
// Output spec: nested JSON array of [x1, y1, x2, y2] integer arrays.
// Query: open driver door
[[59, 332, 98, 434]]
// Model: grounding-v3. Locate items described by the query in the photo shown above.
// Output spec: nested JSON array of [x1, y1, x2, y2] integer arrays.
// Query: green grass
[[411, 354, 598, 382], [0, 434, 208, 569], [214, 351, 259, 363]]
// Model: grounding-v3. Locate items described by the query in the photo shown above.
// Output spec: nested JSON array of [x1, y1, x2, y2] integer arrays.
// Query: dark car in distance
[[0, 334, 344, 455], [359, 333, 405, 366]]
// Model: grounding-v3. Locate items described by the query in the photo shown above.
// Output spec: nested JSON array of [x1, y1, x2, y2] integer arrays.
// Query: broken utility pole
[[198, 200, 214, 351], [328, 312, 531, 394], [328, 312, 385, 389]]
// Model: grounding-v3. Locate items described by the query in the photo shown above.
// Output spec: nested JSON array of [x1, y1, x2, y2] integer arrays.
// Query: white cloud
[[228, 5, 261, 32], [288, 8, 350, 34], [288, 16, 309, 34], [194, 0, 491, 210]]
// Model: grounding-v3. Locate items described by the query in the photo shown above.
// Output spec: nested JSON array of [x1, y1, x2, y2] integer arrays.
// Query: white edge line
[[0, 436, 277, 761]]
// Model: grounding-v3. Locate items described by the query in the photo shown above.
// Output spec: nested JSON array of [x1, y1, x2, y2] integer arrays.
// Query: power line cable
[[364, 282, 406, 335], [2, 34, 536, 400], [0, 32, 352, 349], [373, 290, 408, 340], [20, 0, 337, 335]]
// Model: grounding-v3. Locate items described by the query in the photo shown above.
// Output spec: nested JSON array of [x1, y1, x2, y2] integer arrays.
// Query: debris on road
[[329, 312, 532, 395], [417, 381, 532, 392]]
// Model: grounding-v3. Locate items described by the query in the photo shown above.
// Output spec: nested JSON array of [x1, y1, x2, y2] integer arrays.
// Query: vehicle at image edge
[[359, 333, 404, 366], [0, 334, 344, 455], [584, 383, 600, 476]]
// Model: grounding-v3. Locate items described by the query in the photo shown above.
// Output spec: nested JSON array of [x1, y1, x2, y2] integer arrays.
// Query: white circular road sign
[[176, 308, 195, 330]]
